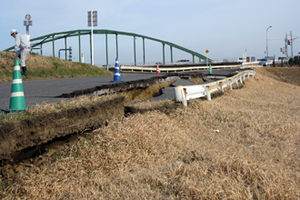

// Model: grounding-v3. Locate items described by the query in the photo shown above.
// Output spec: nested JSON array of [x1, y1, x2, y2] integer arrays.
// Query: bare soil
[[0, 66, 300, 199], [0, 97, 125, 161]]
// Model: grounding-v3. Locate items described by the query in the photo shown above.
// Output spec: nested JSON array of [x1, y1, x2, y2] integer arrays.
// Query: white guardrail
[[120, 64, 260, 72], [173, 70, 256, 106]]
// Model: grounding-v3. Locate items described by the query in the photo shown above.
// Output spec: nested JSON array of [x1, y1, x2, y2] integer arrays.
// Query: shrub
[[294, 56, 300, 66], [288, 58, 294, 67]]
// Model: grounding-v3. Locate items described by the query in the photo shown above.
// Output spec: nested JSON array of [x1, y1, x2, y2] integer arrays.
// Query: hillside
[[0, 51, 113, 83], [0, 64, 300, 198]]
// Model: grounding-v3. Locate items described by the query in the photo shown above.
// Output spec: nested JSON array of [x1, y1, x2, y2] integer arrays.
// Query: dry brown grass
[[1, 67, 300, 199], [0, 51, 112, 83], [256, 66, 300, 86]]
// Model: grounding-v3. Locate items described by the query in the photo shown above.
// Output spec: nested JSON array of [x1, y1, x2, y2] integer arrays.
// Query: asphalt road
[[0, 69, 242, 110]]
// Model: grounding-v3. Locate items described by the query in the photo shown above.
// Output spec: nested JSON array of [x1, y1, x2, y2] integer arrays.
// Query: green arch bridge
[[4, 29, 211, 66]]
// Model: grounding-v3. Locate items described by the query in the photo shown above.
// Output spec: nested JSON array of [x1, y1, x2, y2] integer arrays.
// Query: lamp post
[[266, 26, 272, 58]]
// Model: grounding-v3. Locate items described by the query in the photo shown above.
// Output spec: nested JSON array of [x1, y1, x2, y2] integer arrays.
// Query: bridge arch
[[4, 29, 211, 66]]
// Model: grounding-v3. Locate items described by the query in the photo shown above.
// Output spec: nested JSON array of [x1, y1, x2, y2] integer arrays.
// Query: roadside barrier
[[120, 64, 245, 73], [9, 59, 26, 111], [174, 70, 256, 106], [111, 58, 124, 83], [156, 63, 160, 74]]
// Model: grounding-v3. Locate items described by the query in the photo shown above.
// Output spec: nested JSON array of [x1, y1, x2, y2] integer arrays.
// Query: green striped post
[[9, 59, 26, 111]]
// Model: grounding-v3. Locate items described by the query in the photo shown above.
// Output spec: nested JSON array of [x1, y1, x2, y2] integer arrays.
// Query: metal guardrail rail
[[120, 64, 258, 73], [173, 70, 256, 106]]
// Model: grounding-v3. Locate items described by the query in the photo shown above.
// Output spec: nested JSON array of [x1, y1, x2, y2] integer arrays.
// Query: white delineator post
[[81, 53, 84, 63]]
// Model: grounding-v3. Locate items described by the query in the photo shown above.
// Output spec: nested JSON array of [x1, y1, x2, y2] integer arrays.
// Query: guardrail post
[[174, 86, 183, 103], [243, 73, 246, 80], [182, 88, 187, 106], [219, 82, 223, 92], [239, 75, 243, 84], [247, 72, 250, 78], [235, 78, 239, 86], [205, 86, 211, 101], [228, 79, 232, 90]]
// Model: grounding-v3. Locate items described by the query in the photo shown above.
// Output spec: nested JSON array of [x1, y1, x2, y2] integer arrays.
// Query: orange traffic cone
[[156, 63, 160, 74]]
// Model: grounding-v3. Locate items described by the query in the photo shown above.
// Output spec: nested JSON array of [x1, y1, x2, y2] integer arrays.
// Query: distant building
[[238, 56, 255, 63]]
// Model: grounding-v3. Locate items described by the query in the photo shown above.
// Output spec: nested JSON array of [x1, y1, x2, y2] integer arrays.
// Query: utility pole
[[266, 26, 272, 58], [290, 31, 293, 58], [285, 33, 289, 60]]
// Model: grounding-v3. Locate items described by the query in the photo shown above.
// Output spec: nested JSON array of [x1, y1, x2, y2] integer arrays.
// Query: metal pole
[[266, 26, 272, 58], [291, 31, 293, 58], [133, 36, 136, 66], [64, 37, 67, 60], [285, 33, 289, 60], [91, 11, 94, 65], [162, 43, 165, 65], [78, 31, 81, 63], [170, 46, 173, 63], [116, 34, 119, 59], [143, 37, 145, 65], [52, 35, 55, 57], [90, 32, 92, 64], [106, 33, 108, 67]]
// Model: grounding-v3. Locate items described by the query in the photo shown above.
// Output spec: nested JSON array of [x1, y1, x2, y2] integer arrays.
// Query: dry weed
[[2, 68, 300, 199], [26, 94, 121, 116]]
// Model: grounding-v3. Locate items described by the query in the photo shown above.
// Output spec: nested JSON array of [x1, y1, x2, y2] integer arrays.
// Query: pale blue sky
[[1, 0, 299, 65]]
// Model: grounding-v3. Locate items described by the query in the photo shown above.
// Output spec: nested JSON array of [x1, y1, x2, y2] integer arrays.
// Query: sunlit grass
[[0, 51, 113, 83], [1, 66, 300, 199]]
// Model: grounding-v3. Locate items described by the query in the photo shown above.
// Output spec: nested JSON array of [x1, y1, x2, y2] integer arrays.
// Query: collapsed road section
[[0, 72, 205, 162], [56, 72, 205, 98]]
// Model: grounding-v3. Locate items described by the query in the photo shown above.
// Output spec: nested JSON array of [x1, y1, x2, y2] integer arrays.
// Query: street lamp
[[266, 26, 272, 58]]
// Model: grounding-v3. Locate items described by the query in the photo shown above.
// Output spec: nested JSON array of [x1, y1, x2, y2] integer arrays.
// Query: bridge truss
[[4, 29, 211, 66]]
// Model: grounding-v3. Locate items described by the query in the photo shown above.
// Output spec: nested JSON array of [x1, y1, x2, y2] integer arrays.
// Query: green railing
[[4, 29, 212, 65]]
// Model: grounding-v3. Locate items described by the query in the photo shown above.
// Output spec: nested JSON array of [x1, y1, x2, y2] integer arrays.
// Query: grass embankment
[[0, 66, 300, 199], [0, 51, 113, 83]]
